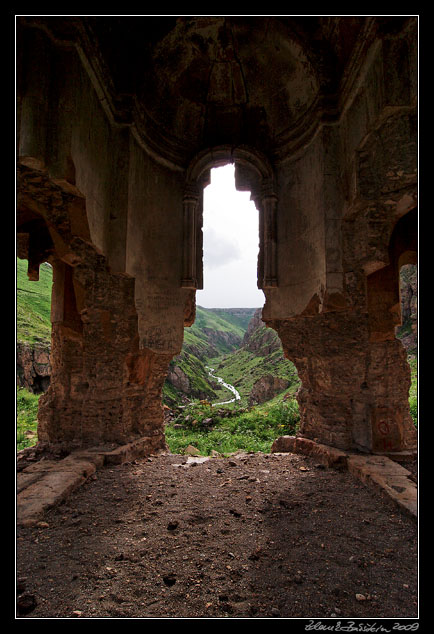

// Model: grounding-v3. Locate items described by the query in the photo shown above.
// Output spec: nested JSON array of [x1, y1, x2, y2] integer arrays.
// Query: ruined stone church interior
[[17, 15, 417, 457], [16, 14, 419, 621]]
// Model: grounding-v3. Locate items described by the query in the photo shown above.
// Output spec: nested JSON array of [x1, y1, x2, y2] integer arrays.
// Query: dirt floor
[[16, 451, 418, 620]]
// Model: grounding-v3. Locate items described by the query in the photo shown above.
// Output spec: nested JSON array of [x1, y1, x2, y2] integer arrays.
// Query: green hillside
[[192, 306, 245, 337], [182, 306, 248, 357], [212, 315, 300, 407], [163, 305, 252, 405], [17, 258, 52, 345], [208, 307, 257, 332]]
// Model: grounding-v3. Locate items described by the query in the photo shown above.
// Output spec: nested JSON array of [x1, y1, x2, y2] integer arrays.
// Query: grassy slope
[[165, 395, 300, 456], [17, 258, 52, 345], [192, 306, 246, 338], [213, 320, 300, 406], [163, 306, 252, 405]]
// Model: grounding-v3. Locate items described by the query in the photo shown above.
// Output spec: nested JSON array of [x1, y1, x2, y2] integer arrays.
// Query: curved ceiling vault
[[82, 16, 354, 165], [22, 16, 401, 167]]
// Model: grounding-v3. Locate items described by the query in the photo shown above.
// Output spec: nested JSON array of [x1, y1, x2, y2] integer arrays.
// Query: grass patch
[[17, 387, 40, 451], [17, 258, 53, 345], [408, 355, 417, 427], [165, 397, 300, 456]]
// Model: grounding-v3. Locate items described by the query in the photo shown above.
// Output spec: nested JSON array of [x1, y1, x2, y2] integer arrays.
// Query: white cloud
[[196, 164, 264, 308], [202, 226, 242, 270]]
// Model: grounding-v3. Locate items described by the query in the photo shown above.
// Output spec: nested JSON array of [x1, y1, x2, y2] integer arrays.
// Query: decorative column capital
[[260, 177, 277, 201], [183, 182, 200, 204]]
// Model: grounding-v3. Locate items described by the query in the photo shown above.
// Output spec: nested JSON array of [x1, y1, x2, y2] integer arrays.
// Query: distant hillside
[[213, 308, 300, 407], [207, 308, 257, 332], [163, 306, 253, 406]]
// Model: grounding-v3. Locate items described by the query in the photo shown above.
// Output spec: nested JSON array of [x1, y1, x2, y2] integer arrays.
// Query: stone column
[[37, 243, 169, 452], [181, 182, 200, 289], [271, 303, 416, 454], [261, 178, 278, 288]]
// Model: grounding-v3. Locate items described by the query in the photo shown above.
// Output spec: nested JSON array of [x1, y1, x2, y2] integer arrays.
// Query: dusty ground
[[16, 451, 418, 619]]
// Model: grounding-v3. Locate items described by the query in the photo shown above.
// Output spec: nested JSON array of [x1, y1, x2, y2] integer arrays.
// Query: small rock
[[356, 593, 366, 601], [248, 549, 261, 561], [271, 607, 280, 617], [167, 520, 179, 531], [185, 445, 200, 456]]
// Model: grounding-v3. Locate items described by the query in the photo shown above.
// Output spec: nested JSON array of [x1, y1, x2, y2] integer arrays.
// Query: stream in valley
[[206, 366, 241, 406]]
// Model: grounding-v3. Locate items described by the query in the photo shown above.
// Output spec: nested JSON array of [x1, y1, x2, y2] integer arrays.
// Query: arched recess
[[181, 145, 278, 293], [367, 207, 417, 342], [364, 207, 418, 453]]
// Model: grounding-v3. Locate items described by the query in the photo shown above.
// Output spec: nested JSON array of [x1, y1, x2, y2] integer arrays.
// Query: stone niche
[[16, 16, 417, 455]]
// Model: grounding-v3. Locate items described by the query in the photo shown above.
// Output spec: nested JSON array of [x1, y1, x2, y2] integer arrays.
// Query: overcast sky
[[196, 164, 265, 309]]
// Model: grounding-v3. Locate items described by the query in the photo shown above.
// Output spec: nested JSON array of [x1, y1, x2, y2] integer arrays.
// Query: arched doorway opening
[[164, 154, 301, 455]]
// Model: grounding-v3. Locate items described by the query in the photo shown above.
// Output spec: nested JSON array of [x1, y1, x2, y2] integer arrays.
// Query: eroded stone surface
[[16, 342, 51, 393]]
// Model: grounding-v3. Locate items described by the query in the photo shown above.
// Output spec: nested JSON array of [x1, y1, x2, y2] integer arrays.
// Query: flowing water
[[206, 366, 241, 406]]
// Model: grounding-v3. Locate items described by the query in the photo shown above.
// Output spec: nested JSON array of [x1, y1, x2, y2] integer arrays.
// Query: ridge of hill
[[207, 307, 257, 332]]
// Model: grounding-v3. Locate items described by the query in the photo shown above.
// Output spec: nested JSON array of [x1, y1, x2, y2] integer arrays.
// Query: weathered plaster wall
[[265, 133, 327, 320], [264, 25, 417, 453], [125, 136, 189, 356], [18, 27, 131, 272]]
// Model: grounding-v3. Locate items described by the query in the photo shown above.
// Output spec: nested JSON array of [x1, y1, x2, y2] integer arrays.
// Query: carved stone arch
[[181, 144, 278, 291]]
